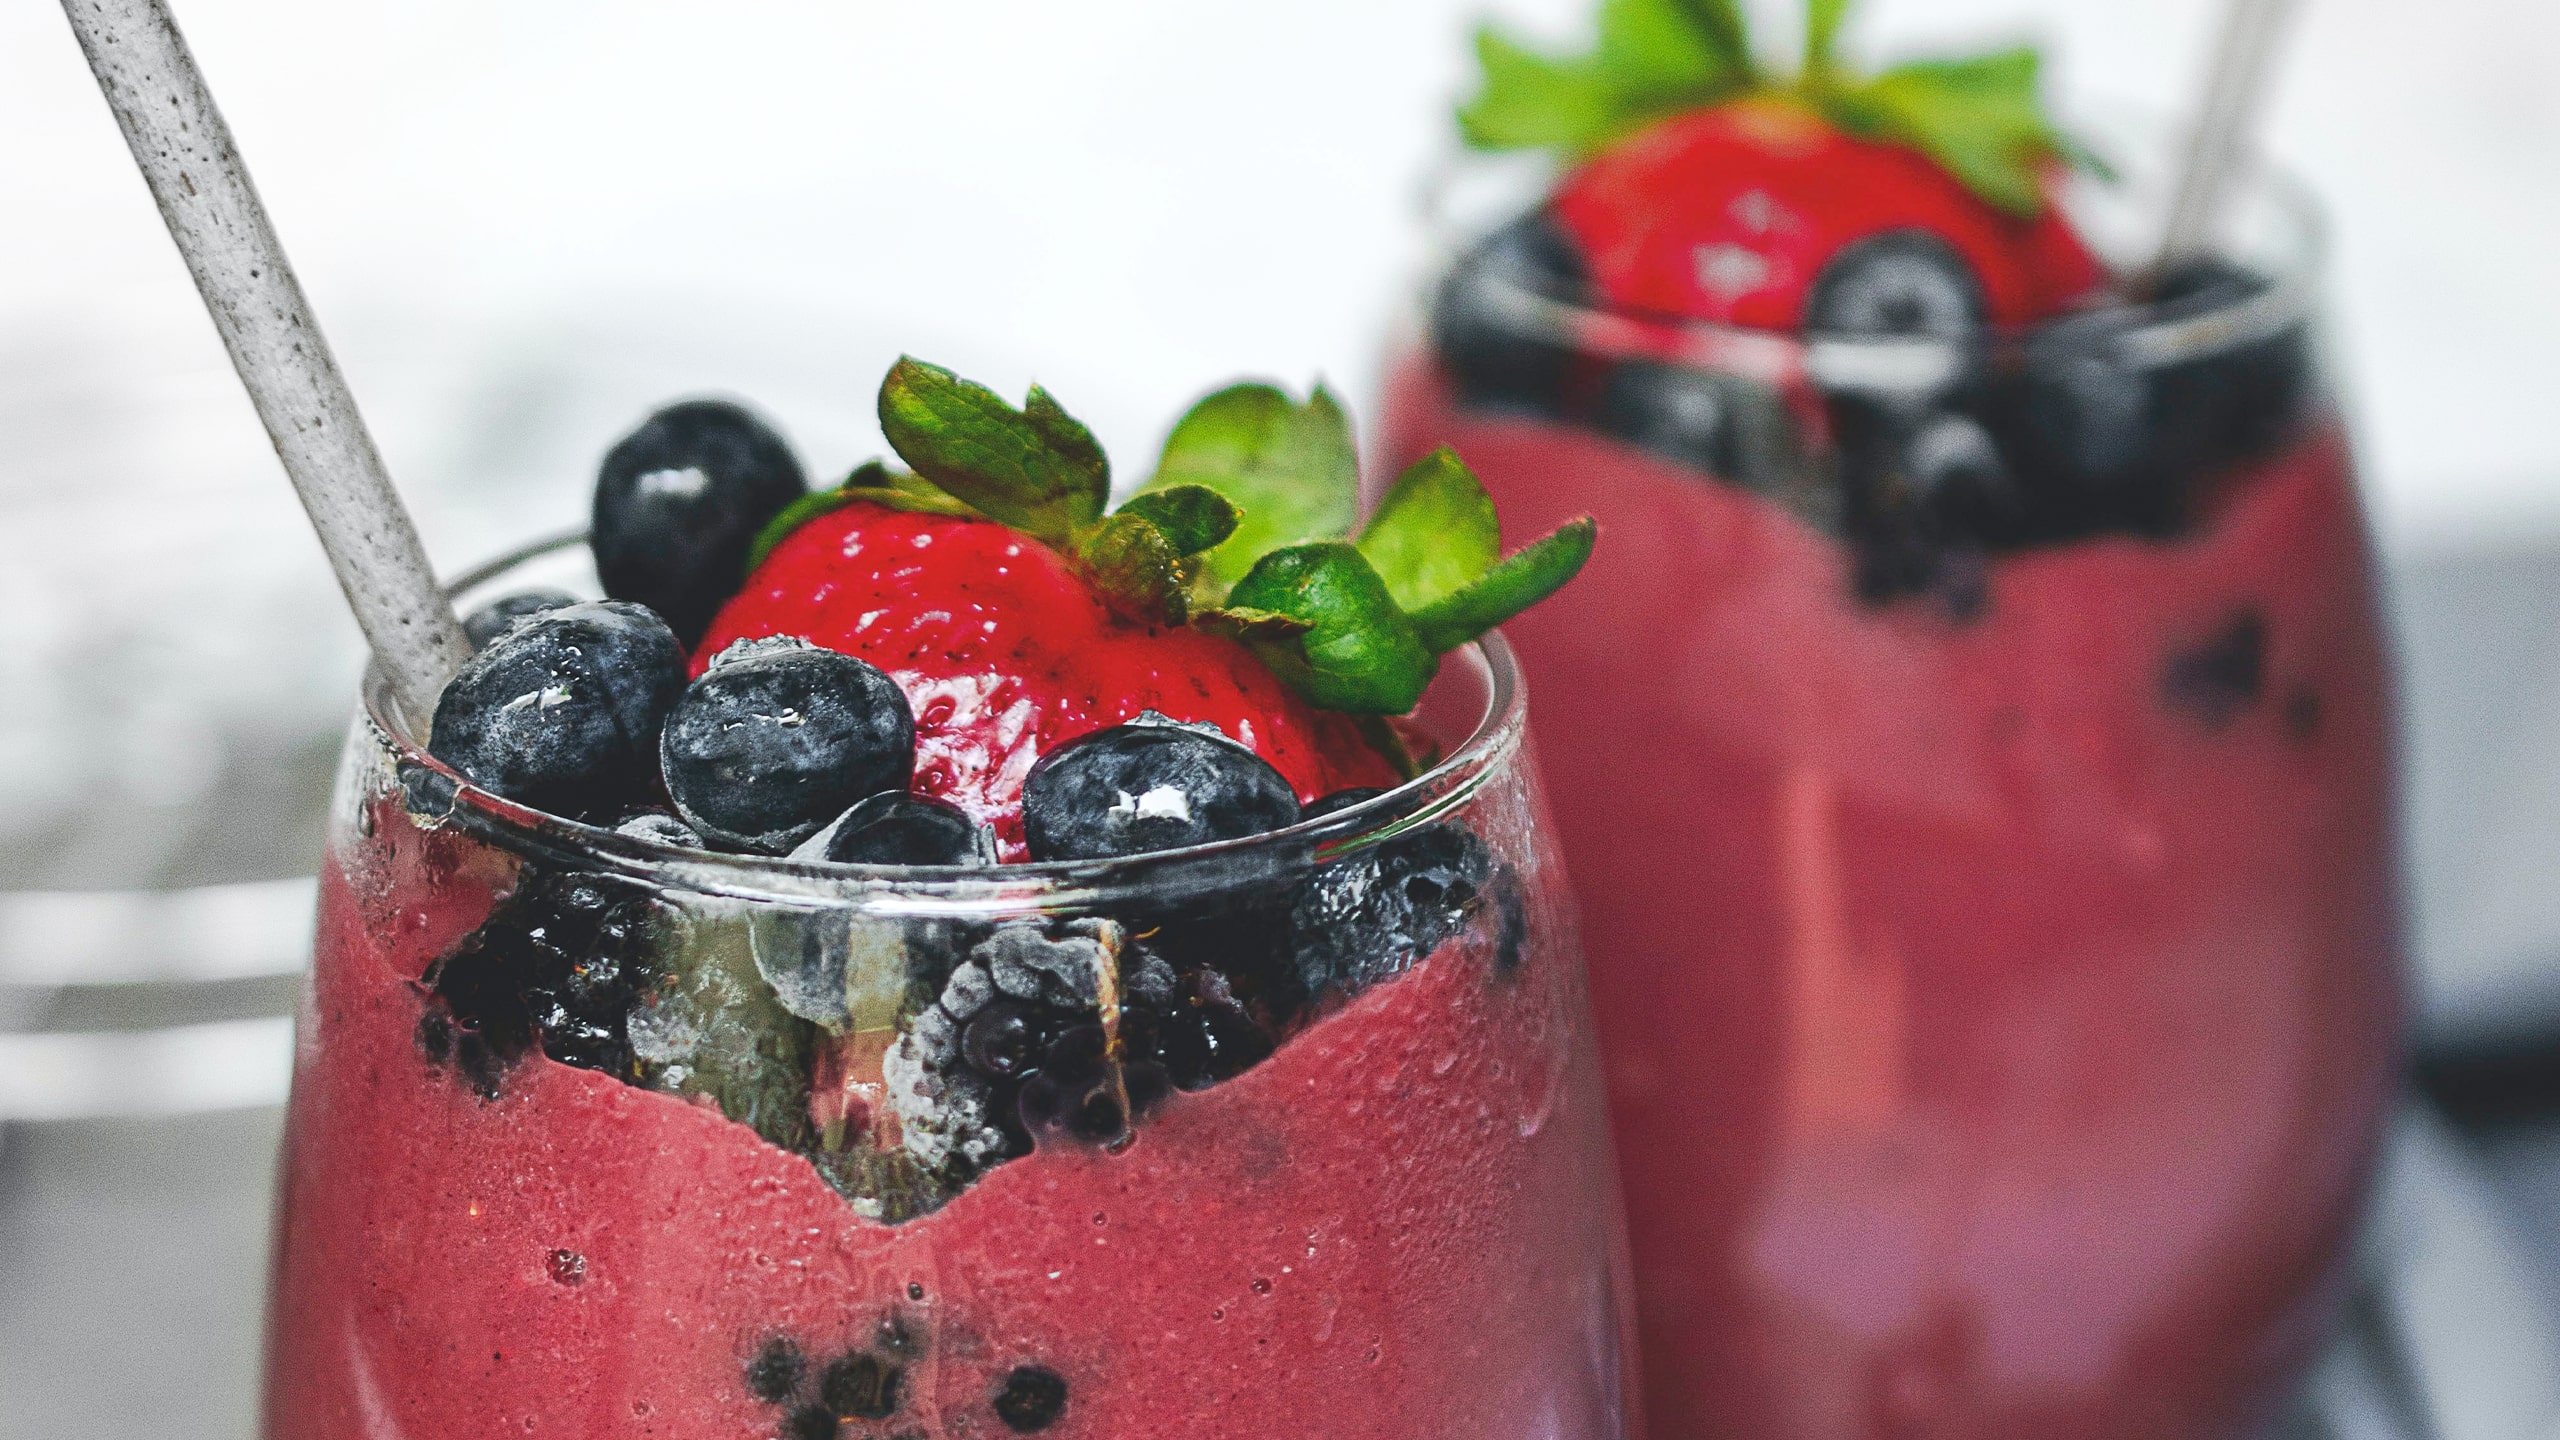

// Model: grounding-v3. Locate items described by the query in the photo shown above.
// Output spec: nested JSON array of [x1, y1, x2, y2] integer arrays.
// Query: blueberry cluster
[[1434, 212, 2316, 612], [740, 1326, 1068, 1436], [740, 1316, 1019, 1440]]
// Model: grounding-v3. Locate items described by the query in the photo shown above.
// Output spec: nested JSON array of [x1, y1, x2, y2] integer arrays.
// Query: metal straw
[[2153, 0, 2304, 275], [57, 0, 470, 726]]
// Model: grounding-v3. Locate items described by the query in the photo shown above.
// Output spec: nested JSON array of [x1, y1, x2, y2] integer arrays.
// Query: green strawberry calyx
[[747, 358, 1596, 717], [1460, 0, 2100, 216]]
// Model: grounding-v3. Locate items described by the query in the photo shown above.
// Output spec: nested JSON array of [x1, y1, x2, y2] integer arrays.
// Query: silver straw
[[2153, 0, 2304, 275], [57, 0, 470, 727]]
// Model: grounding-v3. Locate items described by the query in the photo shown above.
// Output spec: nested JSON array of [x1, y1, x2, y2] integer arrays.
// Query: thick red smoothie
[[1378, 356, 2403, 1439], [263, 740, 1640, 1438]]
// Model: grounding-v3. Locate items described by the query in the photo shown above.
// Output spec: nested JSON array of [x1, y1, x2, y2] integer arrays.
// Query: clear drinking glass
[[1374, 126, 2406, 1438], [260, 536, 1640, 1439]]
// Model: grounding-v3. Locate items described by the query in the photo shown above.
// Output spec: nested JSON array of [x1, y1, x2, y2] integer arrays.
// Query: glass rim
[[1416, 117, 2328, 389], [361, 532, 1530, 912]]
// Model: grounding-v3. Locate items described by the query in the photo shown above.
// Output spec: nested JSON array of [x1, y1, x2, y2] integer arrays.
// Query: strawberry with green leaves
[[698, 359, 1593, 860], [1462, 0, 2103, 332]]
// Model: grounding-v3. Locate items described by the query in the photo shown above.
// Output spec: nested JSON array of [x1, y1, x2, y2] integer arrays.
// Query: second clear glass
[[1375, 131, 2407, 1438]]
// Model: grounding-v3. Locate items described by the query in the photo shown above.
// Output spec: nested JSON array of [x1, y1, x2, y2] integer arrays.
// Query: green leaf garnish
[[1409, 518, 1599, 655], [1216, 544, 1439, 714], [1356, 448, 1499, 614], [1461, 0, 1755, 158], [1804, 0, 1852, 74], [878, 356, 1107, 544], [1065, 511, 1190, 628], [1141, 383, 1361, 595], [1825, 49, 2074, 216], [1461, 0, 2086, 215], [1115, 485, 1240, 559], [739, 359, 1597, 716]]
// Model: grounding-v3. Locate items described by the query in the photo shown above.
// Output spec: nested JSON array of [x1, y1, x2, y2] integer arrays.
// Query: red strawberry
[[697, 499, 1398, 860], [1461, 1, 2109, 333], [692, 359, 1594, 862], [1550, 98, 2102, 331]]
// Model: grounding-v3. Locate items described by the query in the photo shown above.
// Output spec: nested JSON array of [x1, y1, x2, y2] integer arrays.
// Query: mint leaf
[[1356, 448, 1499, 613], [1408, 518, 1598, 654], [1599, 0, 1750, 109], [1066, 512, 1188, 627], [1836, 49, 2067, 215], [1462, 0, 1755, 158], [1666, 0, 1754, 75], [1218, 543, 1438, 714], [1142, 383, 1360, 593], [877, 357, 1107, 544], [1115, 485, 1238, 559], [1805, 0, 1854, 74], [1459, 29, 1625, 153]]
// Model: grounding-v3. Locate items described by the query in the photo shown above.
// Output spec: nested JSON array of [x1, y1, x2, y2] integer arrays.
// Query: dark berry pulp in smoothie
[[261, 782, 1640, 1438], [1377, 355, 2403, 1440]]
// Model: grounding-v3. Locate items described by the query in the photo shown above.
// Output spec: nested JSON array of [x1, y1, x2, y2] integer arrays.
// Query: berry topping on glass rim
[[1460, 0, 2105, 331]]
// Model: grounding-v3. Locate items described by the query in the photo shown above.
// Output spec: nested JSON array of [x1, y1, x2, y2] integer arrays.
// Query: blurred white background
[[5, 0, 2559, 554]]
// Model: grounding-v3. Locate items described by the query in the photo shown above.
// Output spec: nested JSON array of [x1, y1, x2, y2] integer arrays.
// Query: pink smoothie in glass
[[263, 640, 1640, 1440], [1378, 349, 2402, 1438]]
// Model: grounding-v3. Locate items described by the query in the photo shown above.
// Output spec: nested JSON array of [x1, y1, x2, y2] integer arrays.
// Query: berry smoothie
[[1378, 2, 2408, 1434], [263, 362, 1637, 1438]]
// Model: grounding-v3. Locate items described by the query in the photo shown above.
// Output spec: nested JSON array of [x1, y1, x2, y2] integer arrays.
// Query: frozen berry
[[1156, 968, 1275, 1090], [1288, 823, 1493, 1001], [661, 637, 916, 854], [960, 998, 1056, 1081], [818, 1351, 901, 1421], [822, 792, 986, 867], [1022, 714, 1300, 862], [593, 399, 808, 647], [461, 588, 578, 649], [427, 600, 687, 819], [1433, 212, 1587, 419], [992, 1364, 1068, 1433], [745, 1336, 806, 1404]]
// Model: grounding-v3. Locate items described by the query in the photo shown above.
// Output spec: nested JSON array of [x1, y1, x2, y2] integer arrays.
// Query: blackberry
[[882, 921, 1210, 1177], [1287, 823, 1494, 1002], [592, 398, 808, 647], [424, 868, 665, 1091]]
